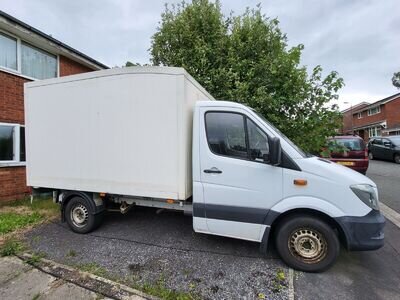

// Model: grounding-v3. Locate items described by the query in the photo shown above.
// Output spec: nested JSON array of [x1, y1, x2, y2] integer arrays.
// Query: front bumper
[[335, 210, 385, 251]]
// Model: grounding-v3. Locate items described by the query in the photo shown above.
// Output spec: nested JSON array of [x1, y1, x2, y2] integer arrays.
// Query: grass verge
[[0, 197, 58, 241], [1, 197, 59, 216], [0, 212, 43, 234]]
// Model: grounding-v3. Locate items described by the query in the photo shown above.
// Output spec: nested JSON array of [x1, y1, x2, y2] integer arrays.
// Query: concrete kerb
[[17, 253, 157, 300]]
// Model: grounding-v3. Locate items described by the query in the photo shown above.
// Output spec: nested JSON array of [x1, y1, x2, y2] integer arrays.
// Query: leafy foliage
[[320, 140, 349, 158], [150, 0, 344, 153], [392, 71, 400, 89]]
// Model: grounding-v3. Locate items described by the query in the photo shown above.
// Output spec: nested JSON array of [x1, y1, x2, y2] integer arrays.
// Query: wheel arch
[[60, 191, 103, 222], [268, 208, 348, 249], [260, 198, 350, 254]]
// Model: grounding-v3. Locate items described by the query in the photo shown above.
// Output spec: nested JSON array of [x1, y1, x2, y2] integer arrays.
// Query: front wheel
[[65, 196, 103, 234], [394, 154, 400, 164], [275, 215, 340, 272]]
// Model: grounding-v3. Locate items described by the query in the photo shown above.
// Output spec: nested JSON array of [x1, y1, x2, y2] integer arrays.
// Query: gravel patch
[[25, 207, 288, 299]]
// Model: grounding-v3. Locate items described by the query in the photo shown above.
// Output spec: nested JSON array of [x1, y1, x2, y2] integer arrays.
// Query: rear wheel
[[275, 215, 340, 272], [394, 154, 400, 164], [368, 152, 374, 160], [65, 196, 103, 233]]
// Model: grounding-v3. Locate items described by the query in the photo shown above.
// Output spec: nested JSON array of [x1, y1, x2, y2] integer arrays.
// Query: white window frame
[[0, 29, 59, 80], [367, 106, 381, 116], [368, 126, 381, 138], [0, 122, 25, 166], [357, 112, 362, 119], [0, 30, 19, 73]]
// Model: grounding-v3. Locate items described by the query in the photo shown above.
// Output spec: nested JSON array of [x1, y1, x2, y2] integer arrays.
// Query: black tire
[[275, 214, 340, 272], [368, 152, 374, 160], [65, 196, 103, 234], [394, 154, 400, 164]]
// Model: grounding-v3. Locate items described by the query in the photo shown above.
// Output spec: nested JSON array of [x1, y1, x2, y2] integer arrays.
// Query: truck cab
[[192, 101, 385, 272]]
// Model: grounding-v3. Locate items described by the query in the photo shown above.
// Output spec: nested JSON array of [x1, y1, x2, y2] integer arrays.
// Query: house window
[[0, 123, 25, 163], [0, 30, 58, 80], [0, 125, 14, 161], [367, 106, 381, 116], [21, 42, 57, 79], [0, 32, 17, 70], [357, 112, 362, 119], [368, 126, 381, 138]]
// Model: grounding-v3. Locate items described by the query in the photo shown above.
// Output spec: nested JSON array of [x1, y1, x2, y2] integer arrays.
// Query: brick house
[[342, 92, 400, 141], [341, 102, 369, 134], [0, 11, 108, 202]]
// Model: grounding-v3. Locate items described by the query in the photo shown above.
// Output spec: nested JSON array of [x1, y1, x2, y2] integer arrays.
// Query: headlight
[[350, 184, 379, 210]]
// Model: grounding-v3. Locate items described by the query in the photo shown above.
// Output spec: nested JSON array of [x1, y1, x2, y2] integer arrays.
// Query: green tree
[[392, 71, 400, 89], [150, 0, 344, 153]]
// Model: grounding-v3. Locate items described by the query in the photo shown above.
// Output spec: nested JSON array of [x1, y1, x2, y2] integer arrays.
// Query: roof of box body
[[25, 66, 215, 100], [0, 10, 108, 70]]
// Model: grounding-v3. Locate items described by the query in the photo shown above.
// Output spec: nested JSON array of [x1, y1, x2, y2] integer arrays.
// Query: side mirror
[[266, 137, 282, 166]]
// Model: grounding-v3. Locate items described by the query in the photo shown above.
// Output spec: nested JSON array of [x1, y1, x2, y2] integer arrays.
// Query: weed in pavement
[[131, 276, 198, 300], [0, 238, 24, 256], [66, 249, 77, 257], [26, 252, 47, 264], [77, 262, 108, 277]]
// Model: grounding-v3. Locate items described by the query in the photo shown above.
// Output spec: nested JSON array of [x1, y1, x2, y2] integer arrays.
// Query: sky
[[1, 0, 399, 110]]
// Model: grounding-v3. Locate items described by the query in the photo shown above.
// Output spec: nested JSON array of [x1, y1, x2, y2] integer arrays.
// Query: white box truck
[[25, 67, 385, 272]]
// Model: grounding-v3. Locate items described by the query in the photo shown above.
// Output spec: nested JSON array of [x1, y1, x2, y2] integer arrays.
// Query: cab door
[[371, 138, 383, 159], [197, 107, 283, 242], [382, 138, 393, 160]]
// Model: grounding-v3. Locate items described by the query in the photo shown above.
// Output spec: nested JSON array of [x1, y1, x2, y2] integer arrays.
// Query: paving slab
[[0, 256, 146, 300], [38, 281, 99, 300], [0, 256, 33, 283], [0, 265, 56, 299]]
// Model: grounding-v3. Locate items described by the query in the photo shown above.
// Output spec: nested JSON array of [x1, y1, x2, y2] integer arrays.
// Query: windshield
[[389, 137, 400, 146], [330, 138, 365, 151], [251, 109, 307, 158]]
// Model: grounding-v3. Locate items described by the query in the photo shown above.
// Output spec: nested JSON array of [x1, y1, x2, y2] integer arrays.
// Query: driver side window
[[205, 111, 271, 163]]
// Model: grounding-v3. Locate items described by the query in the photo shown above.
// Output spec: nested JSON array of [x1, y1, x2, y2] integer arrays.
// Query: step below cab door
[[194, 106, 283, 242]]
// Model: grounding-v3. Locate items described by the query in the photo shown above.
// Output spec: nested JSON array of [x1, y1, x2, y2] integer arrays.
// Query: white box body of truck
[[25, 67, 214, 200]]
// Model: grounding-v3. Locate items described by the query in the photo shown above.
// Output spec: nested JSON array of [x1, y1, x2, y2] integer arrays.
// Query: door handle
[[204, 167, 222, 174]]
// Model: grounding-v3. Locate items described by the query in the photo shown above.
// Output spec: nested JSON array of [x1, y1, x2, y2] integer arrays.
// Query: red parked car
[[323, 135, 369, 174]]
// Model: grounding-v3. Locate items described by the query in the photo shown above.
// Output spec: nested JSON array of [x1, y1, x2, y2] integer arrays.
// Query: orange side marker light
[[294, 179, 307, 186]]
